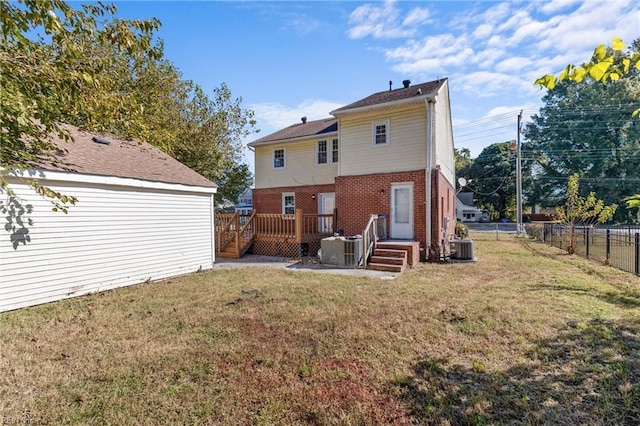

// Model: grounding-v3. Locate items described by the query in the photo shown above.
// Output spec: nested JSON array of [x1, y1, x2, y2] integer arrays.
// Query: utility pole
[[516, 110, 523, 235]]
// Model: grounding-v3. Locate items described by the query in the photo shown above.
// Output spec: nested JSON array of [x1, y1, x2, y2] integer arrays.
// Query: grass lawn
[[1, 233, 639, 425]]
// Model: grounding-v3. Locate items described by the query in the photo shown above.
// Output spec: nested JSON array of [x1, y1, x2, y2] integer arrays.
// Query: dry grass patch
[[1, 233, 639, 424]]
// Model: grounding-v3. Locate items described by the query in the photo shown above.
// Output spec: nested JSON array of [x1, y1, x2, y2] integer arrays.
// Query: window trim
[[372, 120, 390, 146], [332, 138, 339, 163], [273, 147, 286, 169], [317, 140, 328, 165], [282, 192, 295, 215]]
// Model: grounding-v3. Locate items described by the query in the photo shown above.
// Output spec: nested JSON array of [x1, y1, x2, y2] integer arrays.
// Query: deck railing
[[217, 209, 337, 256]]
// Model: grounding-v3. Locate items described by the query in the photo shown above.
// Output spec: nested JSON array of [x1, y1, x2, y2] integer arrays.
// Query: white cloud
[[250, 99, 343, 132], [455, 71, 530, 98], [402, 7, 431, 27], [386, 34, 475, 75], [347, 0, 432, 39], [539, 0, 584, 14]]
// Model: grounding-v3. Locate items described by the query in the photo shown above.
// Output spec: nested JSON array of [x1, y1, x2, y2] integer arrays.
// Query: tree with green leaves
[[1, 0, 161, 208], [528, 38, 640, 222], [464, 142, 517, 220], [1, 0, 256, 209], [555, 174, 617, 254]]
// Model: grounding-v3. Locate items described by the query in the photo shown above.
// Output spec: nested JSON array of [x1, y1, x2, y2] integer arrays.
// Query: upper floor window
[[372, 120, 389, 146], [317, 139, 339, 164], [273, 148, 285, 168], [317, 140, 328, 164]]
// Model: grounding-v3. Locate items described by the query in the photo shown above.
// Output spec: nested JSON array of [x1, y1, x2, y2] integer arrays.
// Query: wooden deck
[[215, 209, 336, 259]]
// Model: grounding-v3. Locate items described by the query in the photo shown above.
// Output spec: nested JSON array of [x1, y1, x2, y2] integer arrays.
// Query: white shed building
[[0, 124, 217, 312]]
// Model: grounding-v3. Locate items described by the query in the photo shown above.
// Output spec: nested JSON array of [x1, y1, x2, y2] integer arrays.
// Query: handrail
[[361, 214, 378, 269], [216, 211, 239, 253]]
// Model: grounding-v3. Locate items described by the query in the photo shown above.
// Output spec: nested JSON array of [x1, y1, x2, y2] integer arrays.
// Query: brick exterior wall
[[252, 170, 456, 262], [431, 168, 456, 260], [252, 184, 336, 215], [335, 169, 427, 249]]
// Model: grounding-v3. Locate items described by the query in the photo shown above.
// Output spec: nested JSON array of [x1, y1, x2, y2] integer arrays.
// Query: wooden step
[[370, 255, 405, 265], [367, 262, 405, 273], [373, 248, 407, 259]]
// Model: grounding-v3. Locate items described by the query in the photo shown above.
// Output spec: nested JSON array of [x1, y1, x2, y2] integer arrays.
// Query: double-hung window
[[372, 120, 389, 146], [282, 193, 295, 215], [273, 148, 285, 168], [332, 138, 339, 163], [317, 140, 328, 164], [317, 138, 339, 164]]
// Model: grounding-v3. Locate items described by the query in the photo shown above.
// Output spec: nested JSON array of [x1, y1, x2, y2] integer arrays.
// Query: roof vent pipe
[[301, 116, 307, 124], [389, 80, 392, 91], [402, 79, 411, 88]]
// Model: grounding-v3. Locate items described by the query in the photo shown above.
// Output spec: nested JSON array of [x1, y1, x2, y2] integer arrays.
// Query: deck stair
[[368, 248, 407, 273], [365, 241, 421, 273], [217, 235, 254, 259]]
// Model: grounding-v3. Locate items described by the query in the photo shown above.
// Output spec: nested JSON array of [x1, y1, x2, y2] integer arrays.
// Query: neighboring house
[[248, 78, 456, 260], [234, 188, 253, 215], [456, 192, 489, 222], [0, 124, 217, 312]]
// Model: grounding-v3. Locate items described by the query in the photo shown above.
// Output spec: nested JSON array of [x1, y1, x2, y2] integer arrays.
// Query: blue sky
[[113, 0, 639, 171]]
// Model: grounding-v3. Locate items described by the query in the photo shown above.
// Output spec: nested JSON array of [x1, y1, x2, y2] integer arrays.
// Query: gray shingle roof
[[248, 117, 337, 146], [31, 123, 217, 188], [331, 78, 446, 114]]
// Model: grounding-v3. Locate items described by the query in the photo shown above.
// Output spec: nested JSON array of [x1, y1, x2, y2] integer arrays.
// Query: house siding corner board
[[253, 139, 338, 189], [335, 170, 426, 248], [0, 177, 215, 312], [338, 106, 427, 176], [252, 184, 336, 215]]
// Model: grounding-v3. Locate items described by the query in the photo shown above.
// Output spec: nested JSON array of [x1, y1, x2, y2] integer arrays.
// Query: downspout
[[426, 98, 435, 261]]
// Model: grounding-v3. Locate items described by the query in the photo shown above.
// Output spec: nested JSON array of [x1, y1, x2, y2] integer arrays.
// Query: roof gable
[[249, 117, 337, 146], [30, 124, 216, 188]]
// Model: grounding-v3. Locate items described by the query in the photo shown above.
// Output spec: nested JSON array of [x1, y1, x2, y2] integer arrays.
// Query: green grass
[[1, 233, 639, 424]]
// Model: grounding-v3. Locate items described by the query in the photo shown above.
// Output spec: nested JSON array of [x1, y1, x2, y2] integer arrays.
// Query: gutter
[[426, 98, 435, 260]]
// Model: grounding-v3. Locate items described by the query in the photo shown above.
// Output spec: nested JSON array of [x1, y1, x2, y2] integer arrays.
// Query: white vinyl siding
[[253, 137, 338, 189], [434, 82, 456, 187], [339, 105, 427, 176], [0, 175, 215, 312]]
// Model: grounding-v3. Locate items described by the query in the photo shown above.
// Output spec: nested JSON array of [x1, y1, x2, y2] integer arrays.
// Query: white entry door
[[318, 193, 335, 233], [390, 183, 413, 239]]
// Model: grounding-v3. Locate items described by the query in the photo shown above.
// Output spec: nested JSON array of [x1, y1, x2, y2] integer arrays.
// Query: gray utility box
[[450, 239, 475, 260], [320, 236, 362, 268]]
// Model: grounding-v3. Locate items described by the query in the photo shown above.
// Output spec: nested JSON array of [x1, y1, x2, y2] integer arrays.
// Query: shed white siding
[[253, 138, 338, 189], [338, 104, 427, 177], [0, 172, 215, 312]]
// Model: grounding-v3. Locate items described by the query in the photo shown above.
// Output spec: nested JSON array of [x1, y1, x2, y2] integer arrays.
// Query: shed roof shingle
[[31, 124, 216, 188]]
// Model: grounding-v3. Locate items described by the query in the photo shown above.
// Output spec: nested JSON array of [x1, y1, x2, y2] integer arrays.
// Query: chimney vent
[[402, 79, 411, 88], [389, 80, 392, 91], [301, 116, 307, 124]]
